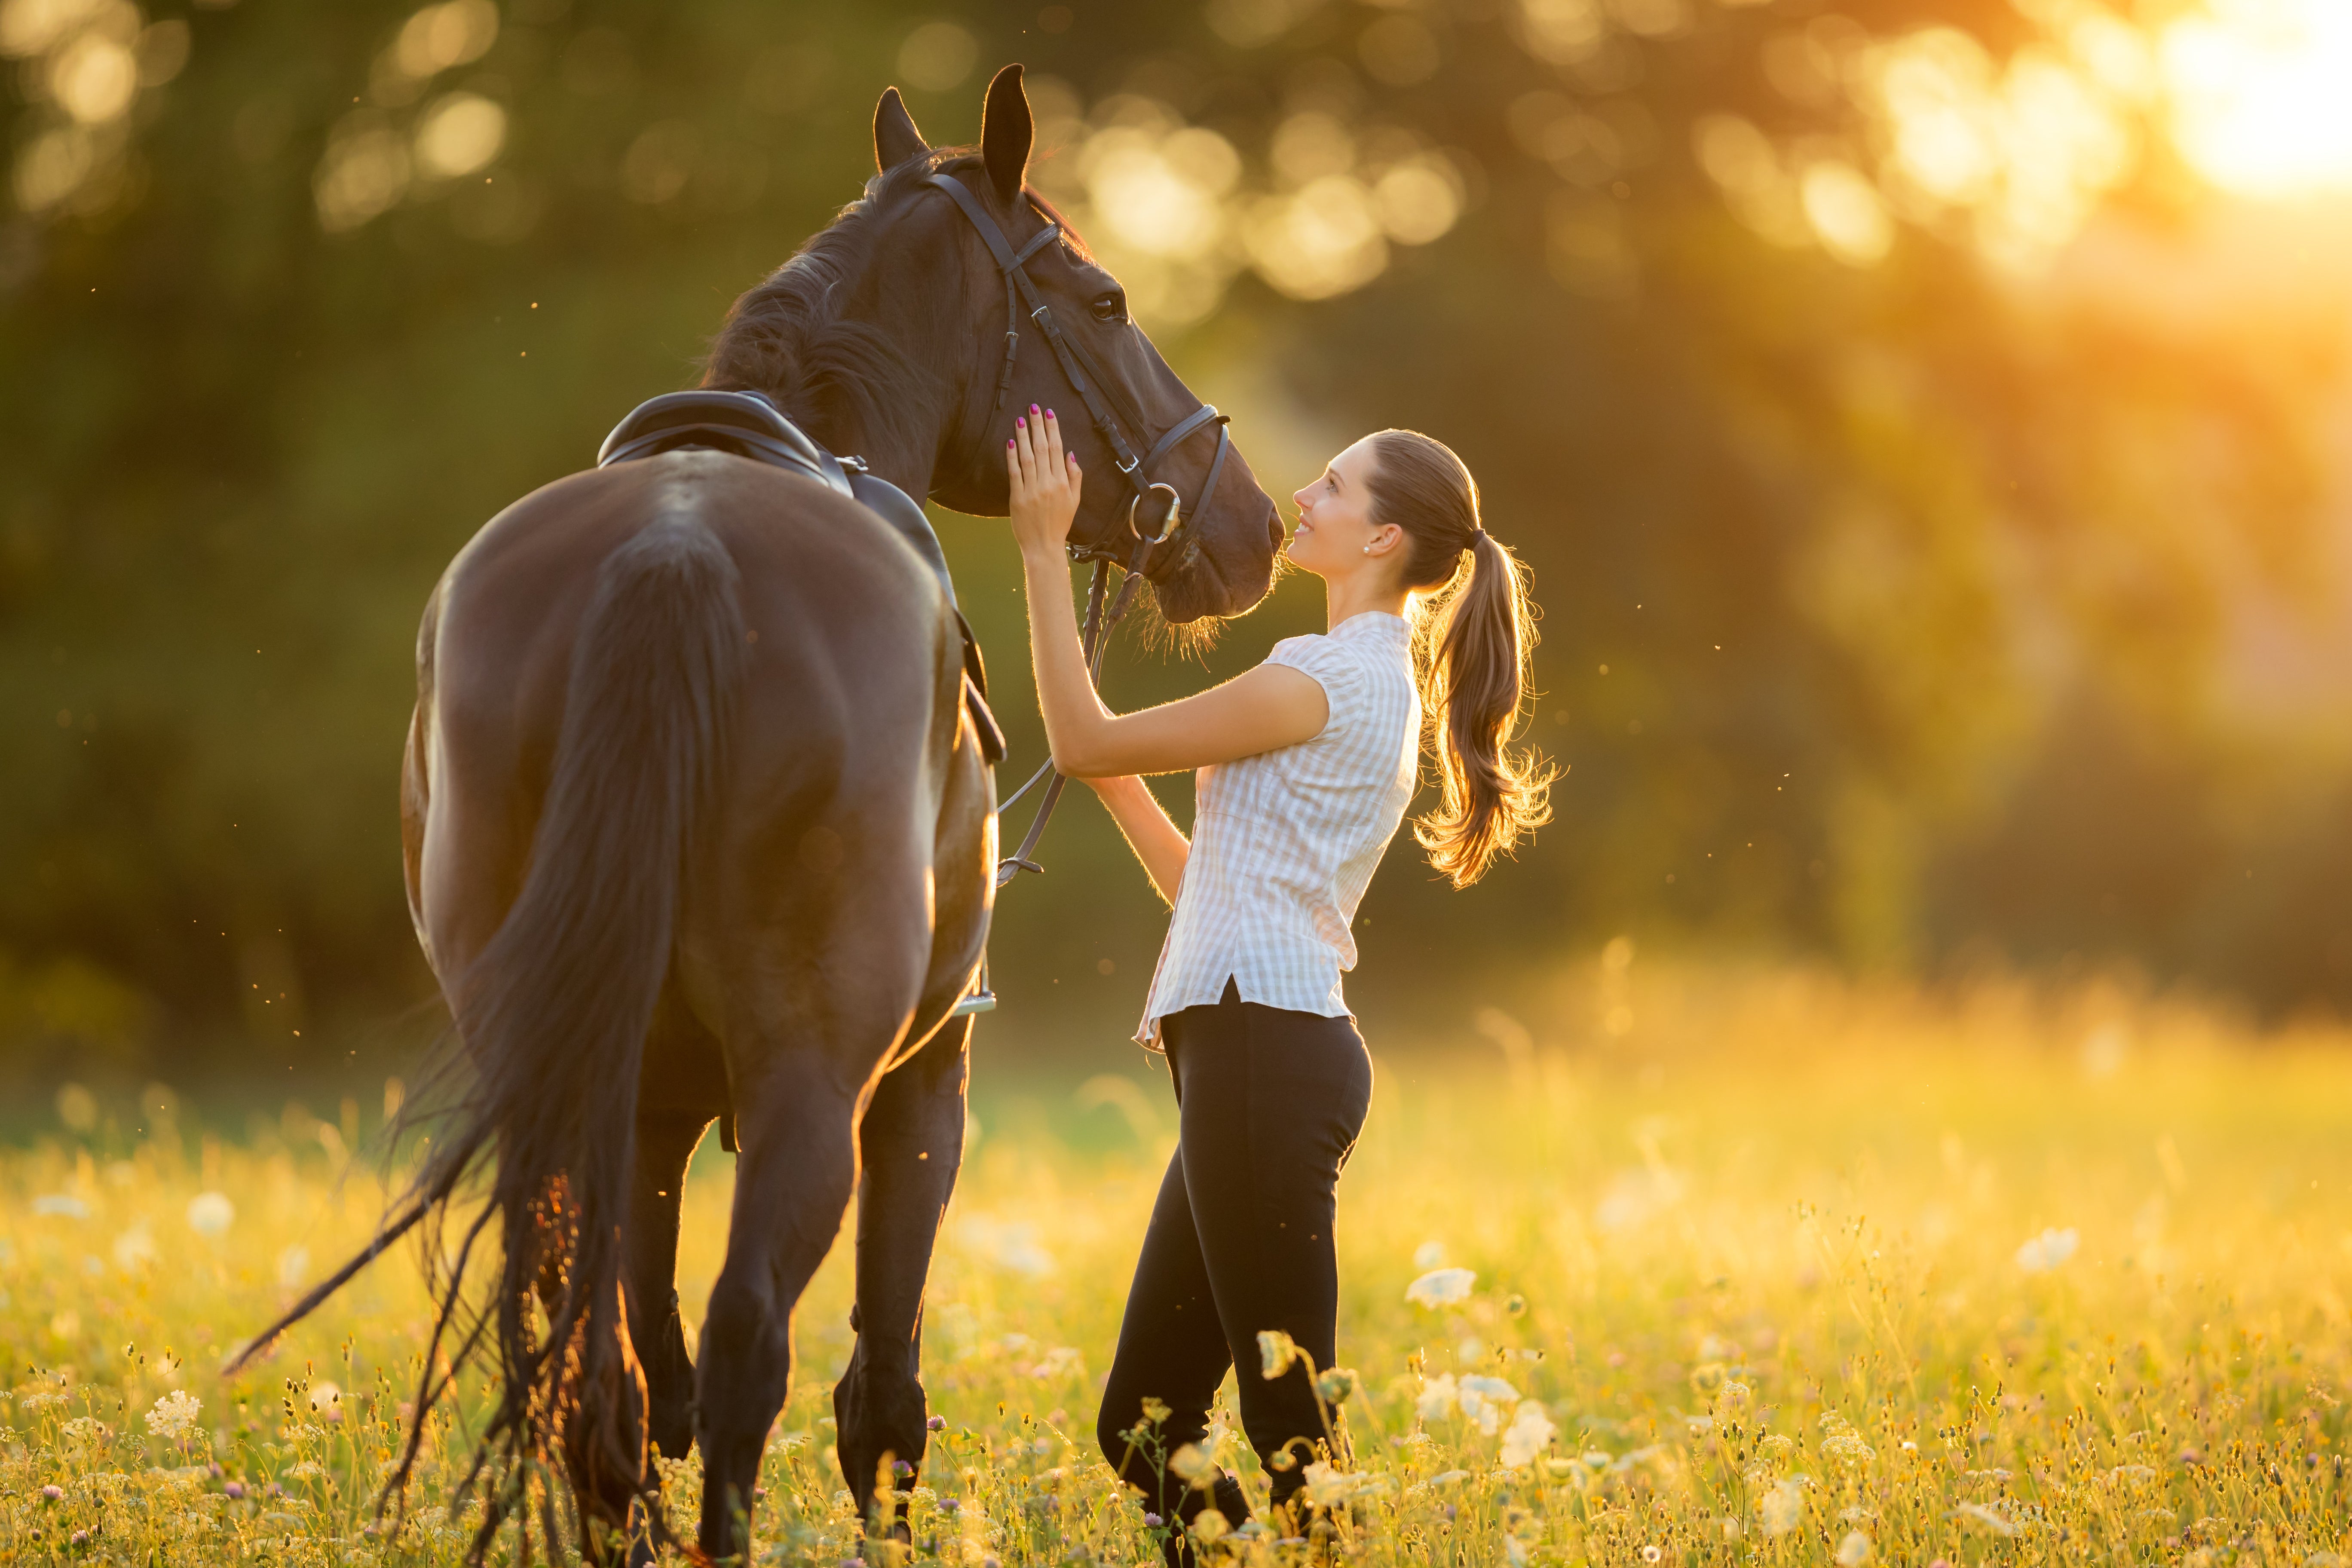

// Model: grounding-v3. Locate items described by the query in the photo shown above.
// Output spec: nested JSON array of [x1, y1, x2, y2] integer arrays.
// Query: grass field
[[4, 955, 2350, 1565]]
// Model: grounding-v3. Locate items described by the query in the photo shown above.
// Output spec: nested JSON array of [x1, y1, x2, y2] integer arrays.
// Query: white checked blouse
[[1136, 611, 1421, 1049]]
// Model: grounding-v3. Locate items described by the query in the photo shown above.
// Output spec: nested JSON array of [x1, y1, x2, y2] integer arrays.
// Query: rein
[[926, 171, 1234, 889]]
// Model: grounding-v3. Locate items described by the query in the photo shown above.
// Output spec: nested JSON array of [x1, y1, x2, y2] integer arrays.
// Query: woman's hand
[[1007, 404, 1082, 560]]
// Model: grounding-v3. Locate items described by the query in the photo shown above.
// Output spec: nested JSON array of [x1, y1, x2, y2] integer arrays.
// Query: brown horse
[[236, 66, 1280, 1565]]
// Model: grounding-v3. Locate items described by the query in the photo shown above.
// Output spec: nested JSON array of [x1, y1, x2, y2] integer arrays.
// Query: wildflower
[[71, 1530, 88, 1545], [1641, 1548, 1663, 1565], [1413, 1240, 1446, 1268], [1954, 1501, 2017, 1536], [1822, 1430, 1876, 1471], [1714, 1379, 1755, 1421], [2015, 1228, 2079, 1274], [926, 1414, 945, 1431], [41, 1484, 62, 1500], [1689, 1360, 1726, 1394], [145, 1390, 202, 1440], [1836, 1530, 1874, 1565], [1301, 1460, 1374, 1508], [1457, 1375, 1519, 1434], [224, 1481, 246, 1499], [1189, 1509, 1229, 1544], [112, 1226, 156, 1269], [1315, 1367, 1357, 1403], [18, 1390, 65, 1411], [185, 1191, 234, 1237], [1169, 1444, 1215, 1485], [1500, 1400, 1557, 1467], [1140, 1397, 1170, 1424], [1406, 1267, 1476, 1308], [1142, 1513, 1162, 1528], [1758, 1478, 1806, 1537], [1257, 1329, 1299, 1378], [60, 1417, 107, 1447]]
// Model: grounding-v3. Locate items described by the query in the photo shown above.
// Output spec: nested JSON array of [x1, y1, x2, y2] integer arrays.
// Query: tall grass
[[3, 956, 2347, 1563]]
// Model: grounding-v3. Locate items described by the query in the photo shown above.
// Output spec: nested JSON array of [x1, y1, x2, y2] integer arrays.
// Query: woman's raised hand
[[1008, 404, 1082, 559]]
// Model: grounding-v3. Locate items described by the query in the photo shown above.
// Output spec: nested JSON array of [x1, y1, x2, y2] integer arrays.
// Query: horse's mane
[[701, 150, 970, 459], [704, 150, 1097, 466]]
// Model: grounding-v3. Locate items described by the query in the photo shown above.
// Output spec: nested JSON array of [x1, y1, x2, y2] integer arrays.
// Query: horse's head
[[879, 67, 1283, 625]]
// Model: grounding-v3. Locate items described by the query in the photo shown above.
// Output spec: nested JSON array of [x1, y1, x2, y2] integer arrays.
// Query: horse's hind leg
[[627, 1108, 710, 1464], [835, 1014, 971, 1535], [692, 1055, 867, 1561], [587, 1105, 708, 1567]]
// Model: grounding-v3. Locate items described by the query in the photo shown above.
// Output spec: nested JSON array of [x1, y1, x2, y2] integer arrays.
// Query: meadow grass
[[3, 956, 2350, 1565]]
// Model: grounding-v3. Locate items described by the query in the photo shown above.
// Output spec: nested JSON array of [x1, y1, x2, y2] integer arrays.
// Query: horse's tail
[[234, 511, 744, 1560]]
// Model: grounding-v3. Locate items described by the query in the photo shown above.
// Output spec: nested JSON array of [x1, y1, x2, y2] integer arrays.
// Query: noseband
[[928, 171, 1234, 888]]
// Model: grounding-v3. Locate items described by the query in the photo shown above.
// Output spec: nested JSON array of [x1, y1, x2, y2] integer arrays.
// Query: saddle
[[597, 390, 1005, 765]]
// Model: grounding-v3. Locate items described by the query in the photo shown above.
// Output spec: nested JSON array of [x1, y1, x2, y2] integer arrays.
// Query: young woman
[[1005, 406, 1551, 1555]]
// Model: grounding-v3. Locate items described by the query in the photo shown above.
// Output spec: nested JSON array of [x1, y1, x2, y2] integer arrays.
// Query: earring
[[1362, 545, 1372, 554]]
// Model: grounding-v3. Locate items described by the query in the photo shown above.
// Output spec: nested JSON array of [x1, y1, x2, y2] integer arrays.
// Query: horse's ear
[[874, 87, 929, 175], [980, 63, 1032, 203]]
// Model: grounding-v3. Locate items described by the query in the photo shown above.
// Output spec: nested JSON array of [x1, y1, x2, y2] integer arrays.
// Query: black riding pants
[[1095, 979, 1374, 1555]]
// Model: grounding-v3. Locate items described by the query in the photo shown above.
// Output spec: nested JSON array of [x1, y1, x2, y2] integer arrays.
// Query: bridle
[[927, 170, 1234, 888]]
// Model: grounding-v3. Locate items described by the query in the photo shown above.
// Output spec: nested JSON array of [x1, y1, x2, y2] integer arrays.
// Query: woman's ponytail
[[1366, 431, 1554, 887]]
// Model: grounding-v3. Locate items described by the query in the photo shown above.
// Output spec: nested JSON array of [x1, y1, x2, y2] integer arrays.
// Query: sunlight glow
[[2161, 0, 2352, 197]]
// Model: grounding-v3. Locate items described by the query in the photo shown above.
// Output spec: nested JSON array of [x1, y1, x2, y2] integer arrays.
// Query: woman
[[1005, 407, 1551, 1554]]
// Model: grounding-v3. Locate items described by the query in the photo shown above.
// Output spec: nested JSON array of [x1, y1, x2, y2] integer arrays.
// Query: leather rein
[[926, 172, 1233, 889]]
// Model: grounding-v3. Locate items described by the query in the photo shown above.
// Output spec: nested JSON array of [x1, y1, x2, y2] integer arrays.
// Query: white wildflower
[[1406, 1267, 1476, 1308], [2015, 1227, 2079, 1274], [1500, 1400, 1557, 1467], [1169, 1444, 1216, 1484], [144, 1390, 201, 1440], [1758, 1478, 1806, 1537], [1300, 1461, 1380, 1508], [1955, 1501, 2017, 1536], [1412, 1239, 1447, 1268], [1822, 1430, 1876, 1471], [112, 1225, 156, 1269], [1415, 1373, 1459, 1423], [1835, 1530, 1873, 1566], [1256, 1329, 1299, 1378], [185, 1191, 234, 1237], [1458, 1374, 1519, 1434]]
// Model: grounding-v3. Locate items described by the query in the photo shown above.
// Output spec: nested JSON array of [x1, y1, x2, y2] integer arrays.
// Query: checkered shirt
[[1136, 611, 1421, 1049]]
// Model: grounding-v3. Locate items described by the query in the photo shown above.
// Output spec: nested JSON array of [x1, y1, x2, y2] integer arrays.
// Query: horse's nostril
[[1265, 506, 1284, 554]]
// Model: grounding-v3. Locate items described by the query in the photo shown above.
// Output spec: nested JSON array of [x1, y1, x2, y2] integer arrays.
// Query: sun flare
[[2162, 0, 2352, 197]]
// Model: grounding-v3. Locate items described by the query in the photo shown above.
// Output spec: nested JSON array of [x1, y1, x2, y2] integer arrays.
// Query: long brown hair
[[1366, 429, 1555, 886]]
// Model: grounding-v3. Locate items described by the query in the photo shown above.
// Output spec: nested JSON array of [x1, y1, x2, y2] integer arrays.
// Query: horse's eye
[[1090, 292, 1128, 324]]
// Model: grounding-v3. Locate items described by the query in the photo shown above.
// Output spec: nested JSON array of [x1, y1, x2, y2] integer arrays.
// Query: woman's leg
[[1097, 1054, 1253, 1564], [1173, 982, 1374, 1517]]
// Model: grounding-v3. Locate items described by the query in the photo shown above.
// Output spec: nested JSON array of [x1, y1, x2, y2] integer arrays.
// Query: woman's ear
[[1366, 522, 1406, 558]]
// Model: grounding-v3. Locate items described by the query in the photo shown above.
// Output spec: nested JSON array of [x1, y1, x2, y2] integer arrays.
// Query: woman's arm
[[1009, 409, 1327, 778], [1085, 775, 1189, 906]]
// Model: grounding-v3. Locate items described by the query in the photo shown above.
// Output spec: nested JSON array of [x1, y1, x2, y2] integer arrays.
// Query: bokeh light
[[1030, 80, 1466, 325], [2160, 0, 2352, 197]]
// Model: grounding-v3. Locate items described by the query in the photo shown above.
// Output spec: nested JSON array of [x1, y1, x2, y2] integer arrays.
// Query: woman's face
[[1286, 437, 1398, 580]]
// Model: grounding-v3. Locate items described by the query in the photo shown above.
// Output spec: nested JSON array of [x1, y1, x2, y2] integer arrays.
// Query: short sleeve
[[1265, 635, 1362, 742]]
